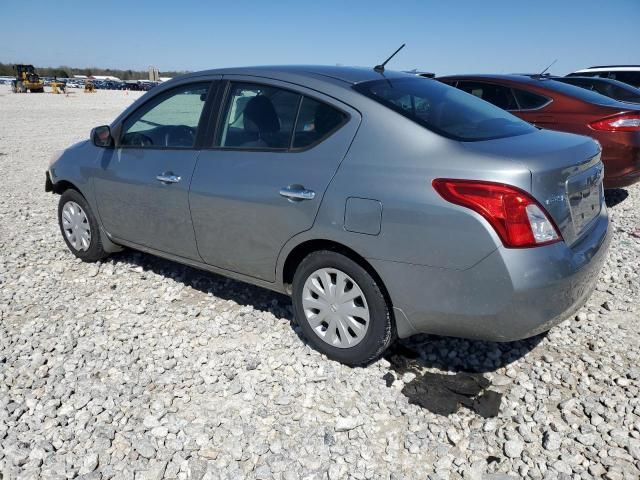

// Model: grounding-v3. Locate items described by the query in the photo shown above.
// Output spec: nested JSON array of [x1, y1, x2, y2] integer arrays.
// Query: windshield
[[354, 77, 536, 141]]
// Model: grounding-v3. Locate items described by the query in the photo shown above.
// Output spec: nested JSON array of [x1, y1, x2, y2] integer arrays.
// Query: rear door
[[94, 80, 218, 259], [190, 77, 360, 282]]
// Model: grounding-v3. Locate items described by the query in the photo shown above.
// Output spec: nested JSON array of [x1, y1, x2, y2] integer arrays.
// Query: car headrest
[[243, 95, 280, 134]]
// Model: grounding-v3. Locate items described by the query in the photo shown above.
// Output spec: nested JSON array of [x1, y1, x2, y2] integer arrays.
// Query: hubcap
[[302, 268, 370, 349], [61, 201, 91, 251]]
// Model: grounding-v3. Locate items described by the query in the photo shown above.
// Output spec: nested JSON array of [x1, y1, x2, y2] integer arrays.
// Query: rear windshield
[[353, 77, 536, 141], [541, 79, 621, 106], [569, 71, 640, 88], [555, 77, 640, 103]]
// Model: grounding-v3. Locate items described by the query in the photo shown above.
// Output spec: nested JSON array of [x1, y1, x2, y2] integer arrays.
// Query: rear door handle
[[279, 185, 316, 201], [156, 173, 181, 184]]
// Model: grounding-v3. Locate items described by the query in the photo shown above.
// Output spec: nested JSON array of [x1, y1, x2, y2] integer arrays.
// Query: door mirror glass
[[92, 125, 113, 147]]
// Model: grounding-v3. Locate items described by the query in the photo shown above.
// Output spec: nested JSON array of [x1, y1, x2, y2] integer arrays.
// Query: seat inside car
[[241, 95, 281, 148]]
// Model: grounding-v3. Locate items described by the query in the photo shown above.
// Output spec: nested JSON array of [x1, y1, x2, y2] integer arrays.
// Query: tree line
[[0, 62, 187, 80]]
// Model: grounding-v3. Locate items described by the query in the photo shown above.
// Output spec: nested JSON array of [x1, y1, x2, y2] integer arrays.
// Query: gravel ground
[[1, 88, 639, 480]]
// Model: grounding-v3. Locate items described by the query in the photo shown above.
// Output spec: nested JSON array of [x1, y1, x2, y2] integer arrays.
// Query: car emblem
[[545, 194, 565, 205]]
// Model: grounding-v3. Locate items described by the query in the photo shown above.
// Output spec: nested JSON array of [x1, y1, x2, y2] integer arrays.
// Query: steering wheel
[[165, 125, 196, 147], [122, 132, 153, 147]]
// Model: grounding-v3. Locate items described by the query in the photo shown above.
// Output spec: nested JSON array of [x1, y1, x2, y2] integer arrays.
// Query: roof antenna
[[538, 59, 557, 77], [374, 44, 406, 73]]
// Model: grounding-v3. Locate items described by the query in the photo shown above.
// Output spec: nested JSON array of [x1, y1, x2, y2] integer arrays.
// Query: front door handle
[[279, 185, 316, 201], [156, 173, 181, 184]]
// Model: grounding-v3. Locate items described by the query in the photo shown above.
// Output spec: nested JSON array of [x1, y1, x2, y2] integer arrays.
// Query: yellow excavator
[[11, 64, 45, 93]]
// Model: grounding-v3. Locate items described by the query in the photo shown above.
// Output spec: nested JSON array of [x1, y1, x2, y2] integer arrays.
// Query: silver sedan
[[47, 66, 610, 365]]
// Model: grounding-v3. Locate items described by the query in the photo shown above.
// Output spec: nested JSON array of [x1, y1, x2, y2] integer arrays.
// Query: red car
[[437, 74, 640, 188]]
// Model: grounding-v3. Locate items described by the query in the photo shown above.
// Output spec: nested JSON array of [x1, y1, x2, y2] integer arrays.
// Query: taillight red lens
[[589, 113, 640, 132], [432, 179, 561, 248]]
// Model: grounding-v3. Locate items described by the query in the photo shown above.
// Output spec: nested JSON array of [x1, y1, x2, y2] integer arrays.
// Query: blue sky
[[2, 0, 639, 75]]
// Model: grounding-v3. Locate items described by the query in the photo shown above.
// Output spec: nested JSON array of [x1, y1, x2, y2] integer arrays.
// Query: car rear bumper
[[371, 207, 610, 341], [604, 164, 640, 188], [601, 137, 640, 188]]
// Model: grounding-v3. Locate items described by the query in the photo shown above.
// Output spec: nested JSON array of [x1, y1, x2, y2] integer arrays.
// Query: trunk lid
[[461, 129, 604, 246]]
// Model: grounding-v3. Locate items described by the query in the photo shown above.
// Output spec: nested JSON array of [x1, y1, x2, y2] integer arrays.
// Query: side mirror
[[91, 125, 113, 148]]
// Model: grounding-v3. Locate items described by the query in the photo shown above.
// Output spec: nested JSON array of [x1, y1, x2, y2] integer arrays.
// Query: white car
[[567, 65, 640, 88]]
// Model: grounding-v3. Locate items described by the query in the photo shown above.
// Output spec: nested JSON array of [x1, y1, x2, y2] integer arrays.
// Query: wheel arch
[[280, 238, 421, 338], [282, 237, 399, 318], [48, 176, 83, 196], [52, 176, 123, 254]]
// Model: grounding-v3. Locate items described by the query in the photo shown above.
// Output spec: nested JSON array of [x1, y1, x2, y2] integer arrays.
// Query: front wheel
[[58, 189, 109, 262], [292, 250, 394, 366]]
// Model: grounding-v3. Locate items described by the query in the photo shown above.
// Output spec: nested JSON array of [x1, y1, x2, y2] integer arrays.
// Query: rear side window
[[456, 81, 518, 110], [354, 77, 536, 141], [293, 97, 347, 149], [512, 88, 550, 110], [218, 83, 301, 149]]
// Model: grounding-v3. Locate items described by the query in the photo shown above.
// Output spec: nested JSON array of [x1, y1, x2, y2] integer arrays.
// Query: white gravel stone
[[0, 88, 639, 480], [504, 439, 524, 458], [543, 431, 562, 451]]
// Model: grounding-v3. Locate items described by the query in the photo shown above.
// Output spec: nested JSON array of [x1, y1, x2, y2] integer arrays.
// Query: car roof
[[190, 65, 412, 85], [552, 76, 640, 91], [576, 66, 640, 72], [554, 75, 635, 85], [437, 73, 557, 86]]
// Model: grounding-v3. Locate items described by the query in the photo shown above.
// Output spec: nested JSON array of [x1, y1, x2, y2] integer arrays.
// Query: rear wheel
[[58, 189, 109, 262], [292, 250, 394, 365]]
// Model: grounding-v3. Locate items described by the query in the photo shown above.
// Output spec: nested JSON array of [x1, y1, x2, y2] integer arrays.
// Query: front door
[[94, 81, 213, 260], [190, 79, 360, 282]]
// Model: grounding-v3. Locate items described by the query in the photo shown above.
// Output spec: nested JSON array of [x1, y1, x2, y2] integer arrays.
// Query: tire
[[292, 250, 394, 366], [58, 189, 109, 262]]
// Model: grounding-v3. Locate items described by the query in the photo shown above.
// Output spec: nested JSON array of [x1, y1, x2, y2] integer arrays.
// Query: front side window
[[218, 83, 300, 149], [456, 81, 519, 111], [121, 83, 210, 148], [354, 77, 536, 141], [292, 97, 347, 149]]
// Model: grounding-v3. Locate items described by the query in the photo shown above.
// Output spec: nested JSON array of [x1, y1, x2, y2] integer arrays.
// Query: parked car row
[[47, 64, 617, 364], [50, 78, 161, 91]]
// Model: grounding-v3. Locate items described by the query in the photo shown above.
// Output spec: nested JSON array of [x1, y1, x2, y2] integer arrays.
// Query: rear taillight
[[432, 179, 561, 248], [589, 113, 640, 132]]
